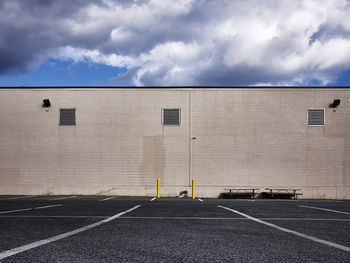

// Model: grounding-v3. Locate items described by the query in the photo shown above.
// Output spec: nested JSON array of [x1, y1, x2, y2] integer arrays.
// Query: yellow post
[[157, 178, 160, 198], [192, 179, 195, 199]]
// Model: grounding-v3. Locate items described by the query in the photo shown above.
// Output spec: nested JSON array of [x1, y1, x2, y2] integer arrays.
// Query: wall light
[[330, 99, 341, 108], [42, 99, 51, 107]]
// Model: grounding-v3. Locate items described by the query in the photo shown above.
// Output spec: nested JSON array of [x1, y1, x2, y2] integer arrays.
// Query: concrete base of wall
[[0, 185, 349, 199]]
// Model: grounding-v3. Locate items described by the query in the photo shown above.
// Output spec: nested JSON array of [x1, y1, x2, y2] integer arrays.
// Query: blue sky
[[1, 59, 349, 86], [334, 69, 350, 86], [0, 59, 129, 86], [1, 0, 350, 86]]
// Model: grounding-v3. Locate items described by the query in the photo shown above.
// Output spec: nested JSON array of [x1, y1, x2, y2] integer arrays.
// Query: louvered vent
[[308, 109, 325, 126], [162, 108, 181, 125], [60, 108, 76, 126]]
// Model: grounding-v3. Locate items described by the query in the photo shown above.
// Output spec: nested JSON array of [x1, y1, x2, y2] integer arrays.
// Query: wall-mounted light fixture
[[42, 99, 51, 107], [330, 99, 341, 108], [43, 99, 51, 108]]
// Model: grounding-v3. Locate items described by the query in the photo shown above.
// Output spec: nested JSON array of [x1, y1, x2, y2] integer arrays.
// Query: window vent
[[308, 109, 325, 126], [162, 108, 181, 126], [60, 108, 76, 126]]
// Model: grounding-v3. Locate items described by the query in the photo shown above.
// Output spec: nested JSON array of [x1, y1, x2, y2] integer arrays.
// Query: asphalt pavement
[[0, 196, 349, 262]]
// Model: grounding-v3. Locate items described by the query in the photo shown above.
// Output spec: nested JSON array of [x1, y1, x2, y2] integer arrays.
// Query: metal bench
[[264, 188, 303, 199], [224, 188, 259, 199]]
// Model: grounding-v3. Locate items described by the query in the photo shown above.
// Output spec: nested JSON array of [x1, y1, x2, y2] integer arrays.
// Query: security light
[[42, 99, 51, 107], [330, 99, 341, 108]]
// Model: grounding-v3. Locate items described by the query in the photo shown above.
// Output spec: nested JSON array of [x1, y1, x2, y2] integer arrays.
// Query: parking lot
[[0, 196, 349, 262]]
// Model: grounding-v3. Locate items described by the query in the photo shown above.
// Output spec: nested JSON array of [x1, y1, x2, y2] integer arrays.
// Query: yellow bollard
[[192, 179, 195, 199], [157, 178, 160, 198]]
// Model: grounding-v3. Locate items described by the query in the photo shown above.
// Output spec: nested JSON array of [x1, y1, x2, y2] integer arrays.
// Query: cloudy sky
[[0, 0, 350, 86]]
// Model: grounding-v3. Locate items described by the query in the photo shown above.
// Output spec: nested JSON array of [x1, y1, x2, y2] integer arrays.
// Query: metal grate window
[[60, 108, 76, 126], [307, 108, 325, 126], [162, 108, 181, 126]]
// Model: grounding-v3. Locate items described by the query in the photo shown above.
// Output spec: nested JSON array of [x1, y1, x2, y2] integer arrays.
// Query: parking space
[[0, 196, 349, 262], [207, 200, 350, 219]]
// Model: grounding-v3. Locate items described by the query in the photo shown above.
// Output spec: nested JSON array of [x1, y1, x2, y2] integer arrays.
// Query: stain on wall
[[140, 135, 165, 185]]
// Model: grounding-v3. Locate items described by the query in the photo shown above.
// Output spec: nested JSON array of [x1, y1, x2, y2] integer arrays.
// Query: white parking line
[[0, 205, 141, 260], [119, 216, 350, 221], [0, 208, 32, 214], [49, 196, 76, 201], [0, 215, 349, 221], [299, 205, 350, 215], [0, 215, 109, 219], [123, 216, 244, 220], [0, 196, 34, 201], [260, 218, 350, 221], [218, 205, 350, 253], [34, 205, 62, 210], [99, 197, 116, 202], [198, 198, 203, 202], [150, 197, 156, 201], [0, 204, 62, 215]]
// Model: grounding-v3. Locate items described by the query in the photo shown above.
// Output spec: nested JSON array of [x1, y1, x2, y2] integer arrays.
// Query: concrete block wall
[[190, 89, 350, 199], [0, 88, 349, 198]]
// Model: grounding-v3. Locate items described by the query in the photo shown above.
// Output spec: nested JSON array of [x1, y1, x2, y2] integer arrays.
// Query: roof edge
[[0, 86, 350, 89]]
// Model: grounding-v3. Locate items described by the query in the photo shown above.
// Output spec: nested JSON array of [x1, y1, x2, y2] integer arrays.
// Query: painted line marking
[[34, 205, 62, 210], [99, 197, 116, 202], [0, 205, 141, 260], [0, 208, 32, 214], [0, 215, 109, 219], [150, 197, 156, 202], [299, 205, 350, 215], [49, 196, 76, 201], [0, 216, 349, 221], [0, 196, 34, 201], [260, 218, 350, 221], [119, 217, 350, 221], [198, 198, 203, 202], [0, 204, 62, 215], [122, 216, 244, 220], [218, 205, 350, 253], [217, 199, 300, 202]]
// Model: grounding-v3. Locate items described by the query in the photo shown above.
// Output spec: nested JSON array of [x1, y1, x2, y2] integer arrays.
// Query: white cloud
[[284, 38, 350, 72], [1, 0, 350, 85], [52, 46, 135, 68]]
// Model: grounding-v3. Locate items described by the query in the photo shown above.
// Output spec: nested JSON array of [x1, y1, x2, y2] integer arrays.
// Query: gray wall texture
[[0, 88, 349, 199]]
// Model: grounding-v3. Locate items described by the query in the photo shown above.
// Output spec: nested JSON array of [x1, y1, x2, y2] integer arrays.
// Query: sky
[[0, 0, 350, 86]]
